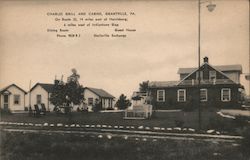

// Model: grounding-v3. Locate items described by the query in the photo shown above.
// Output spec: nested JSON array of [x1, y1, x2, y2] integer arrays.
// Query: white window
[[221, 88, 231, 102], [200, 89, 207, 101], [157, 90, 165, 102], [14, 94, 20, 105], [36, 95, 42, 104], [177, 89, 186, 102], [209, 71, 216, 81], [196, 71, 203, 80]]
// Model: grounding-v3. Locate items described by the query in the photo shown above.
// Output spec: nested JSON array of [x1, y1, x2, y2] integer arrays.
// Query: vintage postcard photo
[[0, 0, 249, 159]]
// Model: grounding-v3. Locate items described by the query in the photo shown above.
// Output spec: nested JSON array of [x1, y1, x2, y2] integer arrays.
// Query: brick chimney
[[204, 56, 209, 63]]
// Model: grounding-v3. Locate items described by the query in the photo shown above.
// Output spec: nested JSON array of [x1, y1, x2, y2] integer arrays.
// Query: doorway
[[3, 94, 9, 110]]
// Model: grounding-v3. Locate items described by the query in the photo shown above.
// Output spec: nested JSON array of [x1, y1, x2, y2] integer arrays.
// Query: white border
[[200, 89, 207, 102], [157, 90, 165, 102], [221, 88, 231, 102], [177, 89, 186, 102]]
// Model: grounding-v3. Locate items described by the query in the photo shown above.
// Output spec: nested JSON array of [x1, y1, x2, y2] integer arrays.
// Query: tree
[[50, 80, 66, 109], [139, 80, 149, 92], [115, 94, 131, 110], [50, 69, 84, 113], [64, 69, 84, 111], [65, 81, 84, 106]]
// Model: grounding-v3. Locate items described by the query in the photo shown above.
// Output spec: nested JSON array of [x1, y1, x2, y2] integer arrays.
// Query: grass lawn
[[2, 108, 250, 135], [0, 110, 220, 130], [0, 131, 249, 160]]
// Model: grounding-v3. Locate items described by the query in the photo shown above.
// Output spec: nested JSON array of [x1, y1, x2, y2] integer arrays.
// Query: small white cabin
[[84, 87, 115, 110], [0, 84, 27, 111], [29, 83, 54, 111]]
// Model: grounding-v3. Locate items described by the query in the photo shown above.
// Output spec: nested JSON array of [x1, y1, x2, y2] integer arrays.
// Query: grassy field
[[0, 131, 249, 160], [0, 110, 220, 130], [2, 109, 250, 136]]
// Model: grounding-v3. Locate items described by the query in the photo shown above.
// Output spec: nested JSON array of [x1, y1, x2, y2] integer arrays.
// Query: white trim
[[157, 90, 165, 102], [177, 89, 186, 102], [207, 65, 235, 84], [196, 71, 203, 80], [221, 88, 231, 102], [200, 89, 207, 102]]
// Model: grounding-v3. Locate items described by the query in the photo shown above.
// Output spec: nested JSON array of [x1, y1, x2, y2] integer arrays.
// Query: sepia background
[[0, 0, 249, 98]]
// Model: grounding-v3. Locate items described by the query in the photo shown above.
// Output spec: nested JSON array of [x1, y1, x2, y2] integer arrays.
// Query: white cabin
[[0, 84, 27, 111], [29, 83, 54, 111], [84, 87, 115, 109]]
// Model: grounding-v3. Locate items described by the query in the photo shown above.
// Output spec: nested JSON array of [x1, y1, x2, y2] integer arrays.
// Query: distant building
[[84, 87, 115, 109], [148, 57, 244, 109], [29, 83, 54, 111], [0, 84, 27, 111], [29, 83, 115, 111]]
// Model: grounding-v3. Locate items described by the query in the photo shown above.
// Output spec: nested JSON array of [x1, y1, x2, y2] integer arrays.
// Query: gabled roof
[[148, 81, 179, 88], [85, 87, 115, 98], [177, 62, 235, 85], [30, 83, 54, 93], [178, 64, 242, 74], [0, 84, 27, 94]]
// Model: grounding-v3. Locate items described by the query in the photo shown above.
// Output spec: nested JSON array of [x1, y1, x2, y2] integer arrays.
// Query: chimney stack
[[204, 57, 209, 63]]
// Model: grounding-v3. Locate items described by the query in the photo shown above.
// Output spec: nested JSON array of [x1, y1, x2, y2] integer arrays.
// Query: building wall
[[185, 64, 229, 81], [223, 71, 240, 84], [30, 85, 51, 111], [83, 89, 114, 109], [0, 86, 26, 111], [84, 89, 99, 106], [180, 74, 189, 80], [149, 84, 241, 110], [179, 67, 240, 84], [101, 98, 113, 109], [48, 93, 55, 111]]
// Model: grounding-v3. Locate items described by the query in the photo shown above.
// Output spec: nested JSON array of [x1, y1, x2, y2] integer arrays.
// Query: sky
[[0, 0, 249, 98]]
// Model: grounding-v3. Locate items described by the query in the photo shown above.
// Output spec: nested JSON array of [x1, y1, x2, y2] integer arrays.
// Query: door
[[3, 95, 9, 110]]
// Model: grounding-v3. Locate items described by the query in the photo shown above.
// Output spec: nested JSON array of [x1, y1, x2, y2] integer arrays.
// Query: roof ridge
[[86, 87, 114, 98], [0, 84, 27, 94]]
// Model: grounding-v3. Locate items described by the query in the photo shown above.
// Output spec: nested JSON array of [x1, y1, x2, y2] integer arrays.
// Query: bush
[[115, 94, 131, 110]]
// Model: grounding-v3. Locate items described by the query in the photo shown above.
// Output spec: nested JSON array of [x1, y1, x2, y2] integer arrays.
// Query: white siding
[[30, 85, 51, 111], [0, 86, 26, 111], [84, 89, 99, 106], [101, 98, 113, 109], [83, 89, 114, 109]]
